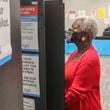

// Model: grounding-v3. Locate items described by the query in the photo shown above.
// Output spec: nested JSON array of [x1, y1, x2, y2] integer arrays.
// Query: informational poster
[[97, 7, 106, 19], [23, 97, 35, 110], [104, 18, 110, 24], [69, 10, 75, 19], [90, 10, 96, 17], [21, 5, 38, 52], [0, 0, 12, 66], [78, 10, 86, 17], [22, 54, 40, 97]]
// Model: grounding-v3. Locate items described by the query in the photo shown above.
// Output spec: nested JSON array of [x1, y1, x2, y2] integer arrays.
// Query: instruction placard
[[23, 97, 35, 110], [21, 5, 38, 52], [0, 0, 12, 65], [22, 54, 40, 97]]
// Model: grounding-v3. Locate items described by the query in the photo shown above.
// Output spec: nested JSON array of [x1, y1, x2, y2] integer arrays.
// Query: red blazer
[[65, 45, 102, 110]]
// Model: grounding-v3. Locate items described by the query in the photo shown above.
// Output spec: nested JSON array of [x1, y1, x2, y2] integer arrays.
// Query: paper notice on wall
[[23, 97, 35, 110], [78, 10, 86, 17], [21, 5, 38, 52], [104, 18, 110, 24], [22, 54, 40, 97], [0, 0, 12, 66], [97, 8, 106, 19], [90, 10, 96, 17], [69, 10, 75, 19]]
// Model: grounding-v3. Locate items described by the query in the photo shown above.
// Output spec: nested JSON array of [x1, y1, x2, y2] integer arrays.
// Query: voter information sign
[[21, 5, 38, 52], [22, 53, 40, 97], [0, 0, 12, 66], [23, 97, 35, 110]]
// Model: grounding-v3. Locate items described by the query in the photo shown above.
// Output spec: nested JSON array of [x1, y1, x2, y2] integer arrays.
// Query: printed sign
[[0, 0, 12, 65], [78, 10, 86, 17], [23, 97, 35, 110], [22, 53, 40, 97], [104, 18, 110, 24], [21, 5, 38, 52], [69, 10, 75, 19], [97, 7, 106, 19]]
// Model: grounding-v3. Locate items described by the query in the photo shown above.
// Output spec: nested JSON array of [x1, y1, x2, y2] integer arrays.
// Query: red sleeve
[[65, 61, 99, 109]]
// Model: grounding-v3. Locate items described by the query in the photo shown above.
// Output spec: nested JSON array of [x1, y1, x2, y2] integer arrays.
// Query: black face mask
[[65, 31, 80, 43], [71, 31, 88, 43], [70, 31, 82, 43], [65, 30, 86, 43]]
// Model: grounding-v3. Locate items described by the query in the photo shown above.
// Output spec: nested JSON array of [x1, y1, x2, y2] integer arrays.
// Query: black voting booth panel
[[39, 0, 65, 110], [0, 0, 23, 110], [44, 0, 65, 110], [37, 0, 65, 110], [38, 0, 47, 110]]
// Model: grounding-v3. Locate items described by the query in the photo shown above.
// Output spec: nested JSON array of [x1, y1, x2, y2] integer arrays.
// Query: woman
[[65, 16, 102, 110]]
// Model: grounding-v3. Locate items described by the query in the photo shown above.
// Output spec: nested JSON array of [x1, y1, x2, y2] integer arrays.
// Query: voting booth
[[21, 0, 65, 110], [0, 0, 23, 110]]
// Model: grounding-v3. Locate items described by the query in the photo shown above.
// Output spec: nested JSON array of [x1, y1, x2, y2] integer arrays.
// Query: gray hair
[[72, 16, 99, 38]]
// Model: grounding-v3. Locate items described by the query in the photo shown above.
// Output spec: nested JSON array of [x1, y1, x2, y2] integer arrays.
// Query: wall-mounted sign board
[[0, 0, 12, 66], [21, 4, 38, 52], [22, 53, 40, 97], [23, 97, 35, 110]]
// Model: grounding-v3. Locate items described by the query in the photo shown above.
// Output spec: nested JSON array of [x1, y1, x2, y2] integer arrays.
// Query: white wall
[[63, 0, 110, 36]]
